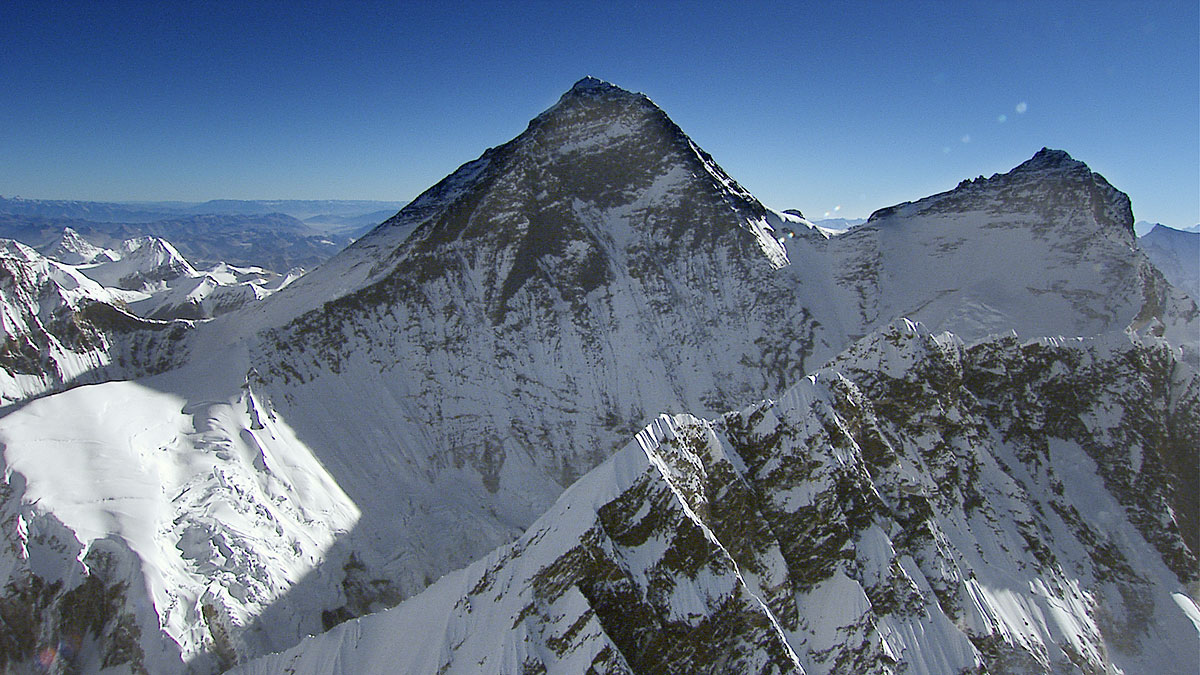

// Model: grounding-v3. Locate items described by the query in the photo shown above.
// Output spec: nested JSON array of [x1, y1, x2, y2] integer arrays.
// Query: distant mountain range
[[1134, 219, 1199, 236], [0, 198, 407, 272], [0, 196, 407, 229], [810, 216, 867, 232]]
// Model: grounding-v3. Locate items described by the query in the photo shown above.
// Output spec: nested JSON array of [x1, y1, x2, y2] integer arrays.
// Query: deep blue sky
[[3, 1, 1197, 226]]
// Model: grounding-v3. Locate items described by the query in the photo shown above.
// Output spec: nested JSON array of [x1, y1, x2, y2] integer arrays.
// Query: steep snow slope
[[0, 347, 358, 673], [235, 321, 1198, 675]]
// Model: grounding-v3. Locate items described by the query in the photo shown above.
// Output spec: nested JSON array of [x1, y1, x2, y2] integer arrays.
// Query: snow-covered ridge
[[867, 148, 1131, 242], [235, 320, 1198, 674]]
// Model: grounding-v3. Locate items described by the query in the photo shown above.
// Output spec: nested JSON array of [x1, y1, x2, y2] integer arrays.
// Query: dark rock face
[[0, 474, 176, 674], [333, 77, 784, 325]]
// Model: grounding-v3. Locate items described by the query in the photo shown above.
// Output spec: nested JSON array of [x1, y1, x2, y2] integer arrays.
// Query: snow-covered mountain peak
[[42, 227, 119, 265], [119, 235, 189, 262], [1140, 223, 1200, 300], [526, 77, 683, 159], [867, 147, 1132, 244], [1013, 146, 1088, 173], [283, 78, 786, 321], [569, 74, 614, 92], [548, 75, 651, 111], [86, 236, 198, 291], [0, 238, 43, 262], [1144, 222, 1200, 244], [555, 75, 643, 105]]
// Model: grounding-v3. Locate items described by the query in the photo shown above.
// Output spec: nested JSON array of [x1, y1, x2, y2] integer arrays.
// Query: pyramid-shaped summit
[[305, 77, 789, 317], [252, 78, 827, 610], [1017, 146, 1087, 172]]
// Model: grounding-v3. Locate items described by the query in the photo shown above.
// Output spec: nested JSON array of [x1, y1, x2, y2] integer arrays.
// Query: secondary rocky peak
[[1009, 147, 1134, 240], [867, 147, 1133, 242]]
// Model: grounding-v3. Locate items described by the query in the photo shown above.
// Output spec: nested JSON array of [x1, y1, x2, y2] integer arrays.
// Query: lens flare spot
[[997, 114, 1007, 123], [1016, 102, 1028, 114], [961, 134, 971, 143]]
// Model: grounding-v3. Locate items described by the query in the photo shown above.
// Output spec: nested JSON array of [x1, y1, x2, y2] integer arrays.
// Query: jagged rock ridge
[[235, 321, 1198, 674]]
